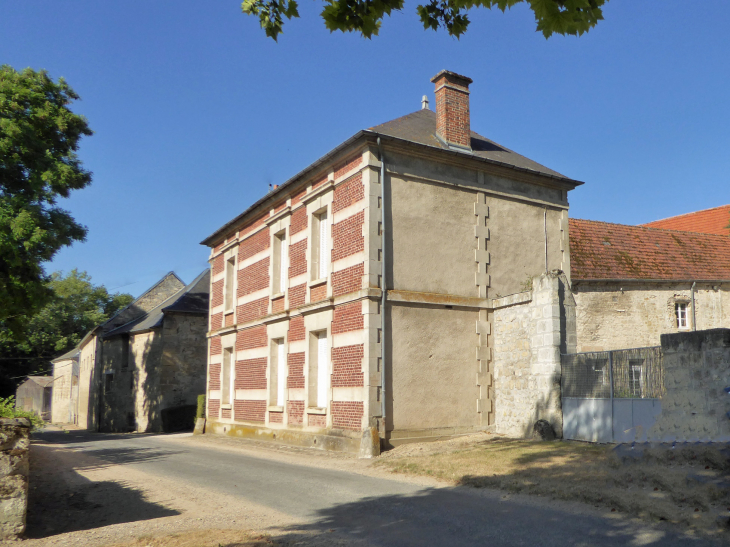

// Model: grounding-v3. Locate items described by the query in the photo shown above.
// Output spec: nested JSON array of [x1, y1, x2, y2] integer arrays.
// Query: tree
[[242, 0, 607, 41], [0, 269, 133, 397], [0, 66, 93, 335]]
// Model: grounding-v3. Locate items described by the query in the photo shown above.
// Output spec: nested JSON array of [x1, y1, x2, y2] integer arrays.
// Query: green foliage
[[0, 395, 45, 430], [520, 275, 534, 292], [0, 269, 133, 396], [196, 394, 206, 421], [242, 0, 606, 40], [0, 65, 93, 335]]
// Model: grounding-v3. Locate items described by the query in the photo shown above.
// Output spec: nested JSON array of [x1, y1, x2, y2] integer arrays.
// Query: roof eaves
[[200, 131, 371, 246], [202, 127, 584, 248]]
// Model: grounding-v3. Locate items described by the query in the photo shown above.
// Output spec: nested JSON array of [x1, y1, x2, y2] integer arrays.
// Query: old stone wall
[[493, 271, 575, 437], [0, 419, 30, 539], [574, 283, 730, 352], [648, 329, 730, 442], [100, 336, 135, 432]]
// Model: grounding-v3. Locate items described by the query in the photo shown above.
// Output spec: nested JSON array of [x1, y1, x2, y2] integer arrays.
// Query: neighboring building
[[15, 376, 52, 421], [50, 351, 79, 424], [50, 270, 209, 432], [100, 269, 210, 432], [570, 218, 730, 352], [201, 71, 583, 450], [641, 204, 730, 236]]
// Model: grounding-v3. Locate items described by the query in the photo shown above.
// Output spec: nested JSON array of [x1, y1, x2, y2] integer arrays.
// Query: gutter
[[572, 279, 730, 285], [691, 281, 697, 331]]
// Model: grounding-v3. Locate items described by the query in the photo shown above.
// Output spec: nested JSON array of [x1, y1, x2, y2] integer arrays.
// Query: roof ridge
[[570, 217, 730, 239], [641, 204, 730, 225]]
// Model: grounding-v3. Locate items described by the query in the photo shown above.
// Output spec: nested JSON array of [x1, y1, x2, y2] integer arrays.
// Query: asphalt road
[[36, 430, 722, 546]]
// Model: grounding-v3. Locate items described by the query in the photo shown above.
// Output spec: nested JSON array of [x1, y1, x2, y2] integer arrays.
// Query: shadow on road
[[269, 487, 717, 547], [26, 443, 180, 539]]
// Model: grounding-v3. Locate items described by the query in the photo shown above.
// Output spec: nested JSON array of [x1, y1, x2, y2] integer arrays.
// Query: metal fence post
[[608, 351, 614, 443]]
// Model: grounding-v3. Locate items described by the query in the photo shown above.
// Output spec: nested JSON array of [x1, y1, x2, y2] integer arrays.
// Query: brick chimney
[[430, 70, 473, 150]]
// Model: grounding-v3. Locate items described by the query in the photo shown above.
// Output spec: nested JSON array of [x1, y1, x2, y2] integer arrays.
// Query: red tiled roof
[[569, 218, 730, 281], [640, 205, 730, 236]]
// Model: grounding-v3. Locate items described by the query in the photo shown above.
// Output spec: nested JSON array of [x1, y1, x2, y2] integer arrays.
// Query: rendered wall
[[574, 283, 730, 352], [51, 360, 74, 424], [386, 304, 481, 441], [76, 336, 100, 430]]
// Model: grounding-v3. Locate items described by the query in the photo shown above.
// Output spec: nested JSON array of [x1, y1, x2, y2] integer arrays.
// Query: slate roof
[[369, 109, 566, 179], [641, 205, 730, 236], [51, 347, 80, 363], [104, 269, 210, 337], [201, 109, 583, 246], [27, 376, 53, 388], [569, 218, 730, 281]]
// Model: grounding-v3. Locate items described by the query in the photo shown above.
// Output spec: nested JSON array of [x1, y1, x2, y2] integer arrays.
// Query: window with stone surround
[[311, 209, 329, 281], [224, 255, 236, 312], [269, 338, 286, 407], [272, 231, 287, 294], [221, 347, 234, 406], [308, 330, 329, 409]]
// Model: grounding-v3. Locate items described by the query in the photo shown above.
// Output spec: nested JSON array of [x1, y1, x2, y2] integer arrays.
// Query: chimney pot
[[430, 70, 473, 150], [421, 95, 429, 110]]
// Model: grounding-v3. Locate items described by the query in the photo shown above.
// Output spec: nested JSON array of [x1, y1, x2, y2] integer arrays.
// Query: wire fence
[[561, 346, 664, 399]]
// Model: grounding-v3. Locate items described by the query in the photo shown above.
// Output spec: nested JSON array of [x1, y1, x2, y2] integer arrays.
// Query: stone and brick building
[[201, 71, 584, 449], [570, 218, 730, 352], [50, 270, 209, 432]]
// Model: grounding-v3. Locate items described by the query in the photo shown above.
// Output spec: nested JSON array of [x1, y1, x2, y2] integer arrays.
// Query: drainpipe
[[377, 137, 387, 423], [542, 207, 548, 273], [691, 281, 697, 331]]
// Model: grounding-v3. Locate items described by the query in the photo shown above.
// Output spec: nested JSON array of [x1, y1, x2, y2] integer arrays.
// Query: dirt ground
[[15, 429, 370, 547], [376, 432, 730, 540]]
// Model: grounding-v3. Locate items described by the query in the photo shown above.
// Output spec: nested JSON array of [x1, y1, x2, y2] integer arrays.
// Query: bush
[[196, 394, 206, 420], [0, 396, 45, 430]]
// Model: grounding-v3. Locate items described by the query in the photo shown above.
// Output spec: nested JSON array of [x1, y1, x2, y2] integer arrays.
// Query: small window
[[104, 373, 114, 394], [224, 256, 236, 311], [272, 231, 287, 294], [629, 359, 644, 398], [311, 211, 329, 280], [675, 303, 688, 329]]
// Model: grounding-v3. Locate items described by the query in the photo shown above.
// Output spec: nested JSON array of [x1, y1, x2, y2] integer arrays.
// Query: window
[[629, 359, 644, 398], [675, 302, 688, 329], [221, 347, 234, 405], [308, 331, 329, 408], [224, 256, 236, 311], [312, 210, 329, 280], [270, 339, 286, 407], [104, 373, 114, 394], [272, 231, 287, 294]]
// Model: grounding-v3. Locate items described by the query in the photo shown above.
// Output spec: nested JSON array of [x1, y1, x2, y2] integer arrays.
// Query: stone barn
[[15, 377, 52, 421]]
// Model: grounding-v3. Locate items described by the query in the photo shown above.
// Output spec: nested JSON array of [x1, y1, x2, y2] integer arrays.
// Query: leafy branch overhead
[[242, 0, 606, 40]]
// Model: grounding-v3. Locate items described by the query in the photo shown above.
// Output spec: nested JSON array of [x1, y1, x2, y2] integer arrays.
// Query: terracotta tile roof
[[640, 205, 730, 236], [569, 218, 730, 281]]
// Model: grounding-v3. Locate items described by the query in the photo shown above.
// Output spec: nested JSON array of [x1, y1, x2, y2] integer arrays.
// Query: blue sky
[[2, 1, 728, 297]]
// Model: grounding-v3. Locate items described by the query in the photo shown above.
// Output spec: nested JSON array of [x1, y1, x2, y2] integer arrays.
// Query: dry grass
[[107, 529, 277, 547], [376, 437, 730, 538]]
